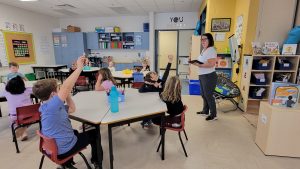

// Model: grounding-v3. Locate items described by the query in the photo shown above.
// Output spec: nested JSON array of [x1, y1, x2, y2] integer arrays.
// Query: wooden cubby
[[239, 55, 300, 113]]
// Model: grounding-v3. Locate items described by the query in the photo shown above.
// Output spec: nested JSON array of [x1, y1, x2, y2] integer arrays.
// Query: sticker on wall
[[53, 35, 60, 47], [261, 114, 267, 124], [5, 22, 12, 31], [19, 24, 25, 32]]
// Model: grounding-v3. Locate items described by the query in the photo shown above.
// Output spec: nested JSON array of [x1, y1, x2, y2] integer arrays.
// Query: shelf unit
[[99, 33, 110, 49], [239, 55, 300, 114], [215, 53, 232, 79]]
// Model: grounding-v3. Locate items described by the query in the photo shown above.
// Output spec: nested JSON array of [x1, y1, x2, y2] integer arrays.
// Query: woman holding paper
[[191, 33, 218, 121]]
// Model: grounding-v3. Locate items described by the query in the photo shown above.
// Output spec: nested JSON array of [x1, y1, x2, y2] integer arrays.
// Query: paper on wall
[[0, 31, 8, 67]]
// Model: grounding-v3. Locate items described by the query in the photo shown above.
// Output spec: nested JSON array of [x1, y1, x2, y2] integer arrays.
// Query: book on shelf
[[264, 42, 280, 55], [269, 82, 300, 108], [252, 42, 263, 55], [216, 56, 231, 68], [282, 44, 297, 55]]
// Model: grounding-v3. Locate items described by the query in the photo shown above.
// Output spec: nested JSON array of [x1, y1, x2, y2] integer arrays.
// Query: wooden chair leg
[[39, 155, 45, 169], [178, 132, 188, 157], [79, 152, 92, 169]]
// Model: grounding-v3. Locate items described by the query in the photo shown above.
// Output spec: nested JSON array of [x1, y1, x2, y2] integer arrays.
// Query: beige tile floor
[[0, 95, 300, 169]]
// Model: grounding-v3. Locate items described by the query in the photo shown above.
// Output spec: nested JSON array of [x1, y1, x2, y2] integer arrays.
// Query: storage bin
[[251, 74, 267, 85], [105, 27, 114, 33], [252, 59, 271, 70], [95, 27, 105, 33], [189, 80, 201, 95], [249, 87, 265, 99], [25, 73, 36, 81], [276, 60, 292, 70], [114, 26, 120, 33], [67, 25, 81, 32]]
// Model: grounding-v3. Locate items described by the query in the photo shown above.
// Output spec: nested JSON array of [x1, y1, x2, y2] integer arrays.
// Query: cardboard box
[[67, 25, 81, 32]]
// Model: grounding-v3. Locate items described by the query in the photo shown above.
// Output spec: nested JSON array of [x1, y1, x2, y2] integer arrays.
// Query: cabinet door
[[86, 32, 99, 50], [134, 32, 149, 50], [52, 33, 63, 65]]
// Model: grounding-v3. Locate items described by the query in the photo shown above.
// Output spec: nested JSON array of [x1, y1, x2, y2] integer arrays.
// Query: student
[[0, 76, 32, 141], [141, 59, 150, 72], [32, 56, 102, 169], [138, 55, 173, 127], [95, 67, 117, 91], [152, 76, 184, 127], [139, 55, 173, 93], [7, 62, 28, 81], [108, 61, 116, 72]]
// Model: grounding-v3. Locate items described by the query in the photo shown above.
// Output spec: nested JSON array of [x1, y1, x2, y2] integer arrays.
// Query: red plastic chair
[[11, 104, 41, 153], [37, 131, 92, 169], [157, 105, 188, 157], [131, 82, 144, 89]]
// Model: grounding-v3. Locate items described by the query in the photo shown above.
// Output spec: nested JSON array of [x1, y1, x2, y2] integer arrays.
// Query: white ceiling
[[0, 0, 202, 18]]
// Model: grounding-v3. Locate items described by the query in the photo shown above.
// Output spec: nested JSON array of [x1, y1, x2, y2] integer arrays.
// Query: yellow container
[[114, 26, 120, 33]]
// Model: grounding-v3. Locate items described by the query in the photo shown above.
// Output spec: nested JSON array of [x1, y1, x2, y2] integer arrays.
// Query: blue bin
[[189, 80, 201, 95]]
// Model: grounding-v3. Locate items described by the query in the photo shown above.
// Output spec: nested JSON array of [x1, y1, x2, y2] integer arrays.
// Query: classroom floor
[[0, 95, 300, 169]]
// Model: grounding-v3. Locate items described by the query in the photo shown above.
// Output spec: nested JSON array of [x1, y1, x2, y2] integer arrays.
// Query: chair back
[[75, 76, 88, 86], [36, 130, 59, 162], [133, 72, 144, 82], [132, 82, 144, 89], [16, 104, 41, 126], [166, 105, 188, 131]]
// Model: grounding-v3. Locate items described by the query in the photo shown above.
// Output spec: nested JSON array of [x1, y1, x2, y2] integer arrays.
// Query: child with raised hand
[[139, 54, 173, 93], [7, 62, 28, 81], [0, 76, 32, 141], [152, 76, 184, 127], [32, 56, 102, 169], [95, 67, 117, 91], [138, 54, 173, 127]]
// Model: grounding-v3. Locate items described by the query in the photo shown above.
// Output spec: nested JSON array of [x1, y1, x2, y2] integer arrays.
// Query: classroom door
[[157, 31, 178, 77]]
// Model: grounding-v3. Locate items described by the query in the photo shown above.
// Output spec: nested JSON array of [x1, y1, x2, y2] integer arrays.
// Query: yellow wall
[[205, 0, 236, 53]]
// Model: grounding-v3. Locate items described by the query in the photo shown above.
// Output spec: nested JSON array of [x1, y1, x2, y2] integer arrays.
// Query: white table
[[112, 71, 149, 88], [70, 89, 167, 169], [59, 67, 101, 73]]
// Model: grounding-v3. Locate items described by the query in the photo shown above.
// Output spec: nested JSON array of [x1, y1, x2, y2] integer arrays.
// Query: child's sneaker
[[205, 116, 218, 121]]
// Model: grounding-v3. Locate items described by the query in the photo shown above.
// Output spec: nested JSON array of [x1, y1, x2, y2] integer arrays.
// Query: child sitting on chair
[[138, 55, 173, 127], [33, 56, 102, 169], [141, 59, 150, 72], [139, 55, 173, 93], [0, 76, 33, 141], [7, 62, 28, 81], [108, 61, 116, 72], [95, 68, 117, 91], [152, 76, 184, 127]]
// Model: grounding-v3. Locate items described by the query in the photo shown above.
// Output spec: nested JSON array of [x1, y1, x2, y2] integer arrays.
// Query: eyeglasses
[[201, 38, 208, 41]]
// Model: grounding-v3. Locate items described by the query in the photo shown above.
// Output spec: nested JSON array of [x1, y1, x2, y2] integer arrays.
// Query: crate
[[251, 74, 267, 85], [253, 59, 271, 70], [276, 61, 292, 70], [189, 80, 201, 95], [67, 25, 81, 32], [95, 27, 105, 33]]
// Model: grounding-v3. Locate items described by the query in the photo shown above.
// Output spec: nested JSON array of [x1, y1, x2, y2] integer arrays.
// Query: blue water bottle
[[109, 86, 119, 113]]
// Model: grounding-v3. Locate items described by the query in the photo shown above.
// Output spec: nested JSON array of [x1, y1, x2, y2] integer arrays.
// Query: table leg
[[108, 125, 114, 169], [161, 114, 165, 160], [0, 106, 2, 117], [95, 125, 103, 169]]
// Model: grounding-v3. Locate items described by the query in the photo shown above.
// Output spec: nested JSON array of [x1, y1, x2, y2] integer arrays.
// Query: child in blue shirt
[[7, 62, 27, 81], [33, 56, 102, 169]]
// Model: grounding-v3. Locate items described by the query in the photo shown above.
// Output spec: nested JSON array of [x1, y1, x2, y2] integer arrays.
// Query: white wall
[[256, 0, 297, 44], [155, 12, 198, 30], [60, 16, 149, 32], [59, 12, 198, 69], [0, 3, 59, 76]]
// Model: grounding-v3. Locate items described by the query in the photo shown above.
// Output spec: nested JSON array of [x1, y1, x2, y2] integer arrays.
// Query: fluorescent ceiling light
[[19, 0, 39, 2]]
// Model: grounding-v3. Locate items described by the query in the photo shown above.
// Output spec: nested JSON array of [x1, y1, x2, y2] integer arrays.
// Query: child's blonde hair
[[160, 76, 181, 103], [99, 68, 117, 85]]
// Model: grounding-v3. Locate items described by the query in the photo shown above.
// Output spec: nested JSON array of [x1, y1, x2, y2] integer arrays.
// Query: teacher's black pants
[[199, 72, 217, 117]]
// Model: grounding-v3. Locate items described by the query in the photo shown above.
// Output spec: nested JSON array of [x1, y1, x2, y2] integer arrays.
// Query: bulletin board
[[1, 30, 36, 65]]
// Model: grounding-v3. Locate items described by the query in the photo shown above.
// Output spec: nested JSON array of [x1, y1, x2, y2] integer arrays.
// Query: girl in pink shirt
[[0, 76, 33, 140], [95, 68, 117, 91]]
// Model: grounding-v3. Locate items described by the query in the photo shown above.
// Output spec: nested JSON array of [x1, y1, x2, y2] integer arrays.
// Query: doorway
[[155, 29, 194, 78]]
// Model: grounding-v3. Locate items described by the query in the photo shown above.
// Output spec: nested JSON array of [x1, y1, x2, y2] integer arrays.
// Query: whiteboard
[[0, 31, 8, 67]]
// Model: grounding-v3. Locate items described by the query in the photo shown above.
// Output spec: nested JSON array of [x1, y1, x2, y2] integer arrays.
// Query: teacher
[[191, 33, 218, 121]]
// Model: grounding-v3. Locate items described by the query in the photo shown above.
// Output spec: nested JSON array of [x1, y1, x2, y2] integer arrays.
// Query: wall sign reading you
[[170, 17, 184, 23]]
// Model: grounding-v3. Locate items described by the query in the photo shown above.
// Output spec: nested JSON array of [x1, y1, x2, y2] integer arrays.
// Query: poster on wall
[[2, 31, 36, 64], [235, 15, 243, 45], [0, 31, 8, 67]]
